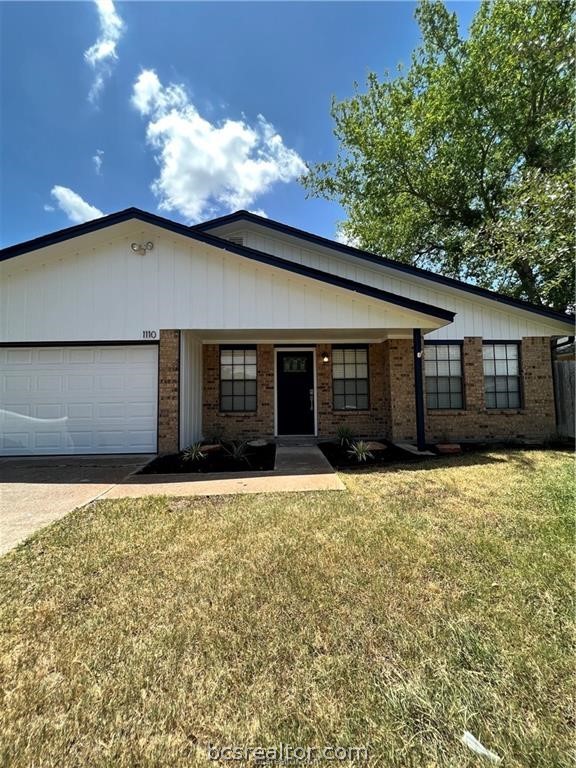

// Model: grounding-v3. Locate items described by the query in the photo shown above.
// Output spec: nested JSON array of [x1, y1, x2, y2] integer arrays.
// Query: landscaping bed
[[319, 438, 429, 469], [140, 441, 276, 474]]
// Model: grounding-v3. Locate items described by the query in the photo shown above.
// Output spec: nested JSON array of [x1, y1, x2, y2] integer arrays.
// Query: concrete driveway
[[0, 455, 151, 556]]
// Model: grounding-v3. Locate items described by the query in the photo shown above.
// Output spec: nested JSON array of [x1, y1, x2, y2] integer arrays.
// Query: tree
[[302, 0, 575, 311]]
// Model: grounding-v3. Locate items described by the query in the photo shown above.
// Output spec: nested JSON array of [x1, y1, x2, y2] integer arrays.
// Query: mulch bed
[[139, 443, 276, 474], [319, 440, 433, 469]]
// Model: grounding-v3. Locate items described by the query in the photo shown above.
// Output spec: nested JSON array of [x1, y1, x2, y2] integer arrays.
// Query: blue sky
[[0, 1, 479, 247]]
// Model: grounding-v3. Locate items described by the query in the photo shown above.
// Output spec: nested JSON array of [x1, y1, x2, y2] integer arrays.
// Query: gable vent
[[227, 235, 244, 246]]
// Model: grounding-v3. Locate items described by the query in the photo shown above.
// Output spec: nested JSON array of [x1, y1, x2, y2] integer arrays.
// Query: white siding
[[179, 333, 203, 447], [235, 229, 571, 340], [0, 226, 445, 342]]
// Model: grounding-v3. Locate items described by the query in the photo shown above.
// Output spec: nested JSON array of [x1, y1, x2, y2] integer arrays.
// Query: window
[[282, 355, 308, 373], [424, 344, 463, 410], [483, 343, 521, 409], [220, 347, 257, 412], [332, 346, 369, 410]]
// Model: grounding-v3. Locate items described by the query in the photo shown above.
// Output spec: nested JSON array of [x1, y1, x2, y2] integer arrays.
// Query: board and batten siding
[[235, 229, 569, 340], [0, 228, 443, 343], [179, 332, 203, 447]]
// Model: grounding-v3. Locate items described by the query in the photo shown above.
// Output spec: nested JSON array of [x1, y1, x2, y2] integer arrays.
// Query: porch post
[[413, 329, 426, 450]]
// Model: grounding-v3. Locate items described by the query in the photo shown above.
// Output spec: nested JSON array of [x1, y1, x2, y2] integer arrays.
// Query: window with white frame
[[220, 347, 257, 412], [332, 346, 369, 410], [424, 344, 463, 409], [483, 343, 521, 409]]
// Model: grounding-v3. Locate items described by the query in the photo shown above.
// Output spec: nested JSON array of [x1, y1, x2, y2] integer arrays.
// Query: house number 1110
[[142, 330, 157, 339]]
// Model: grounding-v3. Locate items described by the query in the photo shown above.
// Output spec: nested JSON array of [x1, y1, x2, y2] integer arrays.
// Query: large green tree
[[303, 0, 575, 311]]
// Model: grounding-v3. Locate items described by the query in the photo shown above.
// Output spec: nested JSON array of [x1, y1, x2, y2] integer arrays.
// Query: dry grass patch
[[0, 449, 573, 767]]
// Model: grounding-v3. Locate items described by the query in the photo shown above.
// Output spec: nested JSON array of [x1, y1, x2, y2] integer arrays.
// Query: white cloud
[[131, 69, 306, 223], [84, 0, 124, 102], [248, 209, 268, 218], [50, 186, 104, 224], [93, 149, 104, 174], [43, 204, 55, 212]]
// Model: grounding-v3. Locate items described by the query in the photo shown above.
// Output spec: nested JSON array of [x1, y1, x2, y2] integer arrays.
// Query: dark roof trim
[[0, 207, 454, 323], [194, 210, 575, 326]]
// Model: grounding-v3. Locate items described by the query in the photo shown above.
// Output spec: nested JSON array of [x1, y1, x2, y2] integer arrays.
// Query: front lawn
[[1, 450, 573, 767]]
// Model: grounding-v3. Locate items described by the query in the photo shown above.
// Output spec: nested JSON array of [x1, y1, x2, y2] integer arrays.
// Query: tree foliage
[[303, 0, 575, 311]]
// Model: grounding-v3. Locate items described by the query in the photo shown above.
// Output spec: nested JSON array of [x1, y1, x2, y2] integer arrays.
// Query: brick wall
[[157, 329, 180, 453], [425, 336, 556, 442], [202, 344, 274, 440], [317, 343, 388, 438], [162, 334, 556, 451], [201, 343, 389, 441], [383, 339, 417, 442]]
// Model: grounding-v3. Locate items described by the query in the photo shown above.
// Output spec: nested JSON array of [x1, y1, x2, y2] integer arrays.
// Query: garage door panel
[[35, 432, 64, 450], [4, 349, 32, 364], [38, 375, 64, 392], [0, 345, 158, 455], [66, 432, 93, 450], [6, 375, 31, 393], [67, 403, 94, 419], [99, 347, 129, 363], [69, 349, 96, 364], [2, 433, 30, 451], [36, 403, 64, 419], [37, 349, 64, 363]]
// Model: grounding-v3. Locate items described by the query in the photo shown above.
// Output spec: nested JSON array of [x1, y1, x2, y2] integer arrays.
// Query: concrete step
[[275, 436, 318, 447]]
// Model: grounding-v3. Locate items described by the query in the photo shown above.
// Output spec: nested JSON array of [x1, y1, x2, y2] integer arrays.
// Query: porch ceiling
[[183, 329, 423, 343]]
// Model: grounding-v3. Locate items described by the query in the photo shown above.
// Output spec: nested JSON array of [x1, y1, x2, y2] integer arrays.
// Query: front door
[[276, 351, 315, 435]]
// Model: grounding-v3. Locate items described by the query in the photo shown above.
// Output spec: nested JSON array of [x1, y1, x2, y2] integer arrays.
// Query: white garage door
[[0, 345, 158, 455]]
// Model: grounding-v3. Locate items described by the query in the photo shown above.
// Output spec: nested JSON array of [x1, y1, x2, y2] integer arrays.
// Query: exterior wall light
[[322, 352, 330, 363], [131, 241, 154, 255]]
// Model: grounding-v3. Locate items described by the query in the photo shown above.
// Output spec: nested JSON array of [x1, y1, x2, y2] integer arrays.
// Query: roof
[[0, 208, 454, 323], [194, 209, 575, 326]]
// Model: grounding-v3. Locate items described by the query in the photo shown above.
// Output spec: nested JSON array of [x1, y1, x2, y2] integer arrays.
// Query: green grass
[[1, 450, 573, 767]]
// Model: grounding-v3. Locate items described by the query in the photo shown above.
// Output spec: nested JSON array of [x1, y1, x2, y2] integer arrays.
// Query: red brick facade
[[317, 343, 388, 438], [382, 339, 418, 442], [159, 334, 557, 450], [425, 336, 556, 442], [202, 344, 275, 440], [157, 329, 180, 453]]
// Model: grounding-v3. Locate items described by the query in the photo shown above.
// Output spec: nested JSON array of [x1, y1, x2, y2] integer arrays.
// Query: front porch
[[157, 330, 558, 456], [158, 330, 425, 454]]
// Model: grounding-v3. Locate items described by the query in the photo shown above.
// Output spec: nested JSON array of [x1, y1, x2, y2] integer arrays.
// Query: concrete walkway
[[0, 455, 152, 555], [102, 446, 344, 499]]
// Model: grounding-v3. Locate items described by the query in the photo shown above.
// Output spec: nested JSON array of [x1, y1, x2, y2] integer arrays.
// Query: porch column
[[158, 329, 181, 454], [413, 329, 426, 450]]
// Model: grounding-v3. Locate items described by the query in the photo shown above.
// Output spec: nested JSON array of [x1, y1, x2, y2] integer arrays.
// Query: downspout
[[413, 329, 426, 451]]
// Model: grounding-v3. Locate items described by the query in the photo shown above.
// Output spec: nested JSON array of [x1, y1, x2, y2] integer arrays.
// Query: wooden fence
[[554, 360, 575, 439]]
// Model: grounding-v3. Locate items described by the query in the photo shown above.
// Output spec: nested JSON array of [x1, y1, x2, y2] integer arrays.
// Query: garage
[[0, 345, 158, 456]]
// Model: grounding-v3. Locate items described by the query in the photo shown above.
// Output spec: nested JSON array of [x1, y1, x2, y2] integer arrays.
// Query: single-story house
[[0, 208, 573, 456]]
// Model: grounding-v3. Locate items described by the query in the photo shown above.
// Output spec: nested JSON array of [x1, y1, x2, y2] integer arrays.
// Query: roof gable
[[194, 209, 574, 327], [0, 208, 454, 323]]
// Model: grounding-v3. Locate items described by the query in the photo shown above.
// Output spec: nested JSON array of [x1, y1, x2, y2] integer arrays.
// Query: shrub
[[223, 440, 251, 465], [336, 425, 354, 448], [182, 442, 206, 463], [347, 440, 374, 463]]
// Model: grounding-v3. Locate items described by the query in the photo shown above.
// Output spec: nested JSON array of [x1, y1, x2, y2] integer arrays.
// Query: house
[[0, 207, 573, 456]]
